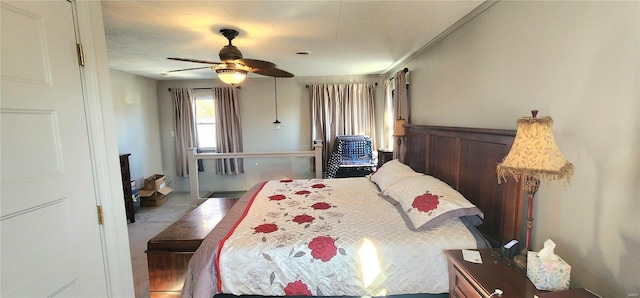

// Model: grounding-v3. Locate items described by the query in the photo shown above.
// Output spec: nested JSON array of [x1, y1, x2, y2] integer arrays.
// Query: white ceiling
[[101, 0, 486, 81]]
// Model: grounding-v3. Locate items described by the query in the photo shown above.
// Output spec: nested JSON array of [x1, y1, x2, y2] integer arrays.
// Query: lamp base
[[513, 249, 528, 270]]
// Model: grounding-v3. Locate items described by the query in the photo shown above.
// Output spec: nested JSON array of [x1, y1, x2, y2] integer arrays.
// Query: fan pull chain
[[274, 77, 281, 125]]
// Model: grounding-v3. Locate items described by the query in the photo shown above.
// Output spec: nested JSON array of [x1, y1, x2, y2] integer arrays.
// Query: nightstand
[[377, 149, 393, 168], [444, 249, 539, 297]]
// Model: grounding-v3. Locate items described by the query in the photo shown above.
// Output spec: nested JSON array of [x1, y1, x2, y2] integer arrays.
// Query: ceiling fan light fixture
[[216, 69, 247, 85], [167, 28, 293, 80]]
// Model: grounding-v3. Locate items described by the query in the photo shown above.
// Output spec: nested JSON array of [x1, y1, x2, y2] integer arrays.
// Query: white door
[[1, 1, 109, 297]]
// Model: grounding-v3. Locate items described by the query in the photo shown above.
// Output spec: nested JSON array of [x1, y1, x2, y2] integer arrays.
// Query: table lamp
[[393, 118, 406, 146], [497, 110, 574, 270]]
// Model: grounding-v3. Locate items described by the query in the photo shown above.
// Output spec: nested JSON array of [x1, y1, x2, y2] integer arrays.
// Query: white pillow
[[368, 159, 422, 191], [383, 175, 483, 231]]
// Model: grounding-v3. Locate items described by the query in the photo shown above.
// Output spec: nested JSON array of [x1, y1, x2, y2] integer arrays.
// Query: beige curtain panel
[[310, 83, 377, 171], [392, 70, 408, 161], [213, 87, 244, 175], [171, 88, 197, 177], [382, 79, 393, 151]]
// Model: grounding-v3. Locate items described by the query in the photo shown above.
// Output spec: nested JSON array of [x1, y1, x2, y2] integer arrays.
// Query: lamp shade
[[497, 114, 574, 183], [216, 69, 247, 85], [393, 118, 406, 136]]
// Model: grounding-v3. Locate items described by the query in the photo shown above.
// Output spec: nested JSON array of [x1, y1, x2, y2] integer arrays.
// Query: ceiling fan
[[167, 28, 294, 85]]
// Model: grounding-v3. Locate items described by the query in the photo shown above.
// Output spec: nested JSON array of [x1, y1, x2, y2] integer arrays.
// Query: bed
[[181, 125, 524, 297]]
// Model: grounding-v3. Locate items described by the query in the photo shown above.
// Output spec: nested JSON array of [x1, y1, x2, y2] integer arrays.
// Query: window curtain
[[310, 83, 376, 172], [392, 70, 409, 161], [382, 79, 393, 150], [171, 88, 197, 177], [213, 87, 244, 175]]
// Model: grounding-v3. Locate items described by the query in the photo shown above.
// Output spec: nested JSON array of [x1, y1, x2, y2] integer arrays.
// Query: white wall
[[398, 1, 639, 295], [110, 70, 163, 188], [156, 75, 382, 193]]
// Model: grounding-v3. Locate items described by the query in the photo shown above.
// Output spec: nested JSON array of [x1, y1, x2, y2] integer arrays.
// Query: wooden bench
[[147, 198, 237, 298]]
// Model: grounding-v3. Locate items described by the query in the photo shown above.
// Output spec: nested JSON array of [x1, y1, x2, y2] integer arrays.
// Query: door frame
[[73, 1, 134, 296]]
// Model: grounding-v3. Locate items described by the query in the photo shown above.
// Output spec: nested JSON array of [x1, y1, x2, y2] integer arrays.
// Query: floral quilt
[[216, 178, 479, 296]]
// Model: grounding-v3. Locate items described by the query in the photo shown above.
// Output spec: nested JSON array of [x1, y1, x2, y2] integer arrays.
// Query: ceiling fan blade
[[167, 66, 212, 73], [167, 57, 222, 65], [237, 58, 276, 70], [252, 67, 294, 78]]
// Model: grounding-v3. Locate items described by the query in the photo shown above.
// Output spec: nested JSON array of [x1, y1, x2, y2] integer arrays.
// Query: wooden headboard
[[403, 125, 524, 247]]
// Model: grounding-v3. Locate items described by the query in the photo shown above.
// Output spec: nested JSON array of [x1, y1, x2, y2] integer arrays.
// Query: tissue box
[[527, 251, 571, 291]]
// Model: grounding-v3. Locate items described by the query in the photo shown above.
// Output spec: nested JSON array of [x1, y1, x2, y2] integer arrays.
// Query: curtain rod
[[304, 67, 409, 87], [389, 68, 410, 81], [168, 86, 240, 91], [305, 82, 378, 88]]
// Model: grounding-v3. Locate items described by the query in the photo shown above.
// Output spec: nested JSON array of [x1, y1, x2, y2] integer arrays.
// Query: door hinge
[[76, 43, 85, 66], [97, 205, 104, 225]]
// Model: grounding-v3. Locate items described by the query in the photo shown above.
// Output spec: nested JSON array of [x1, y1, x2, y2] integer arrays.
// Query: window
[[194, 94, 216, 150], [384, 89, 395, 150], [383, 82, 409, 150]]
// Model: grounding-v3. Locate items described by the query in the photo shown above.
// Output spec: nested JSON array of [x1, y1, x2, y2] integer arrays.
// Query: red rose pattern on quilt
[[218, 179, 349, 296], [217, 178, 479, 296], [284, 280, 312, 295]]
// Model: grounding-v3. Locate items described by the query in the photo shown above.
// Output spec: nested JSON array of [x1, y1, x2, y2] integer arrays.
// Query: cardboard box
[[138, 187, 171, 207], [140, 194, 167, 207], [144, 174, 167, 191], [139, 174, 172, 207]]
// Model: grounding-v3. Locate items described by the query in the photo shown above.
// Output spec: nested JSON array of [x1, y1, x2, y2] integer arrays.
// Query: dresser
[[119, 154, 135, 223]]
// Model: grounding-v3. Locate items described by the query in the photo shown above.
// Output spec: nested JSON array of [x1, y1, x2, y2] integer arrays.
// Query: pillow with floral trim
[[368, 159, 423, 191], [383, 175, 483, 231]]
